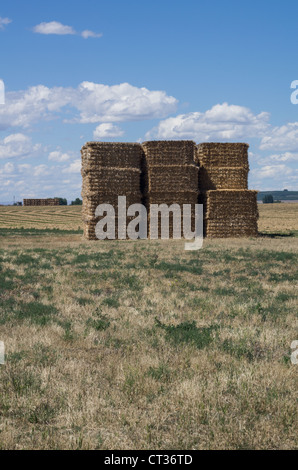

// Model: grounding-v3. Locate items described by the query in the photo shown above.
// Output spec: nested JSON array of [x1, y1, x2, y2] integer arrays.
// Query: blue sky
[[0, 0, 298, 203]]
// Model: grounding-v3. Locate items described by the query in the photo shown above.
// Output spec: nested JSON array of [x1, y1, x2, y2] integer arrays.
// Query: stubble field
[[0, 204, 297, 449]]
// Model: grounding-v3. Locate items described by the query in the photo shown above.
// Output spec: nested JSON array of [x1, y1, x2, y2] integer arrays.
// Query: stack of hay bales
[[81, 142, 143, 240], [23, 198, 59, 206], [142, 141, 199, 238], [196, 143, 258, 237]]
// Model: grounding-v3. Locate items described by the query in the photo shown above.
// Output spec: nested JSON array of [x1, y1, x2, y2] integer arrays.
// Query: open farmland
[[0, 206, 83, 231], [0, 204, 297, 449]]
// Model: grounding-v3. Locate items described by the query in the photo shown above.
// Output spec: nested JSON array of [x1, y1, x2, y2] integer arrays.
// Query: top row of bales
[[80, 141, 258, 239]]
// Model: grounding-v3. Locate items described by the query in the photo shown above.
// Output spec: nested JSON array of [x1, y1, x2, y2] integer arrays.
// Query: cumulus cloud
[[62, 159, 81, 174], [48, 150, 72, 162], [93, 123, 124, 139], [145, 103, 270, 141], [32, 21, 102, 39], [0, 82, 177, 130], [0, 17, 11, 30], [33, 21, 76, 35], [251, 164, 294, 179], [260, 122, 298, 151], [0, 162, 14, 175], [33, 164, 51, 177], [258, 152, 298, 164], [0, 133, 41, 159], [74, 82, 177, 123], [81, 30, 103, 39]]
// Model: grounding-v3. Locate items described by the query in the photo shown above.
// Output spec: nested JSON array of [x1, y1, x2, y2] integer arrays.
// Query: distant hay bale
[[23, 198, 59, 206]]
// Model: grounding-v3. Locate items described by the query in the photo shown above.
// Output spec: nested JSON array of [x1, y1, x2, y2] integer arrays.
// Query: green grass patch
[[155, 318, 218, 349]]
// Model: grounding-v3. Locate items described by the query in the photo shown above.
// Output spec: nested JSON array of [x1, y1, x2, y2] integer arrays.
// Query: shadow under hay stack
[[196, 143, 258, 237], [142, 141, 199, 238], [81, 142, 143, 240]]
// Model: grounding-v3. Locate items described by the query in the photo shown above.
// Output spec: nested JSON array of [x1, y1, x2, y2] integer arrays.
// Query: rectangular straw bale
[[142, 140, 196, 166], [144, 191, 198, 206], [198, 167, 248, 191], [142, 164, 199, 193], [196, 143, 249, 168], [200, 190, 258, 220], [81, 142, 144, 171], [204, 219, 258, 238]]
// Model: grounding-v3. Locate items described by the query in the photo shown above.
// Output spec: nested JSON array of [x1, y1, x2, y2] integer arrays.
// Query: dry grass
[[258, 203, 298, 233], [0, 204, 297, 449]]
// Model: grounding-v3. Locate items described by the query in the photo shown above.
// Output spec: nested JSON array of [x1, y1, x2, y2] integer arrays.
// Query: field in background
[[0, 203, 297, 450], [0, 206, 83, 231], [0, 203, 298, 234]]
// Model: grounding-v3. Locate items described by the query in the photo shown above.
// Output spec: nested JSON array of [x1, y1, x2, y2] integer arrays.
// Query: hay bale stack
[[196, 143, 258, 238], [142, 141, 199, 238], [23, 198, 59, 206], [81, 142, 143, 240], [201, 190, 259, 238]]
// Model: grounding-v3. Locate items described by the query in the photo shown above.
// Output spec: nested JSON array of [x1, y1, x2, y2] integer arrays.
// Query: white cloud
[[145, 103, 270, 141], [33, 164, 51, 177], [0, 17, 11, 30], [0, 133, 41, 159], [33, 21, 76, 35], [93, 123, 124, 139], [62, 159, 81, 174], [0, 162, 14, 175], [258, 152, 298, 164], [18, 163, 31, 172], [0, 82, 177, 130], [260, 122, 298, 151], [74, 82, 177, 123], [251, 164, 295, 179], [81, 30, 102, 39], [48, 150, 72, 162], [32, 21, 102, 39]]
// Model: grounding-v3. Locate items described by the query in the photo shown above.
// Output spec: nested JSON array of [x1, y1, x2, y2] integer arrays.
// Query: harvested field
[[0, 213, 297, 449], [0, 206, 83, 231], [0, 203, 297, 235], [258, 203, 298, 234]]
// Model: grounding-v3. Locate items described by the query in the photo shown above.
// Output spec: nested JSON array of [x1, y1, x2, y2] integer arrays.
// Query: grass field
[[0, 204, 297, 449]]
